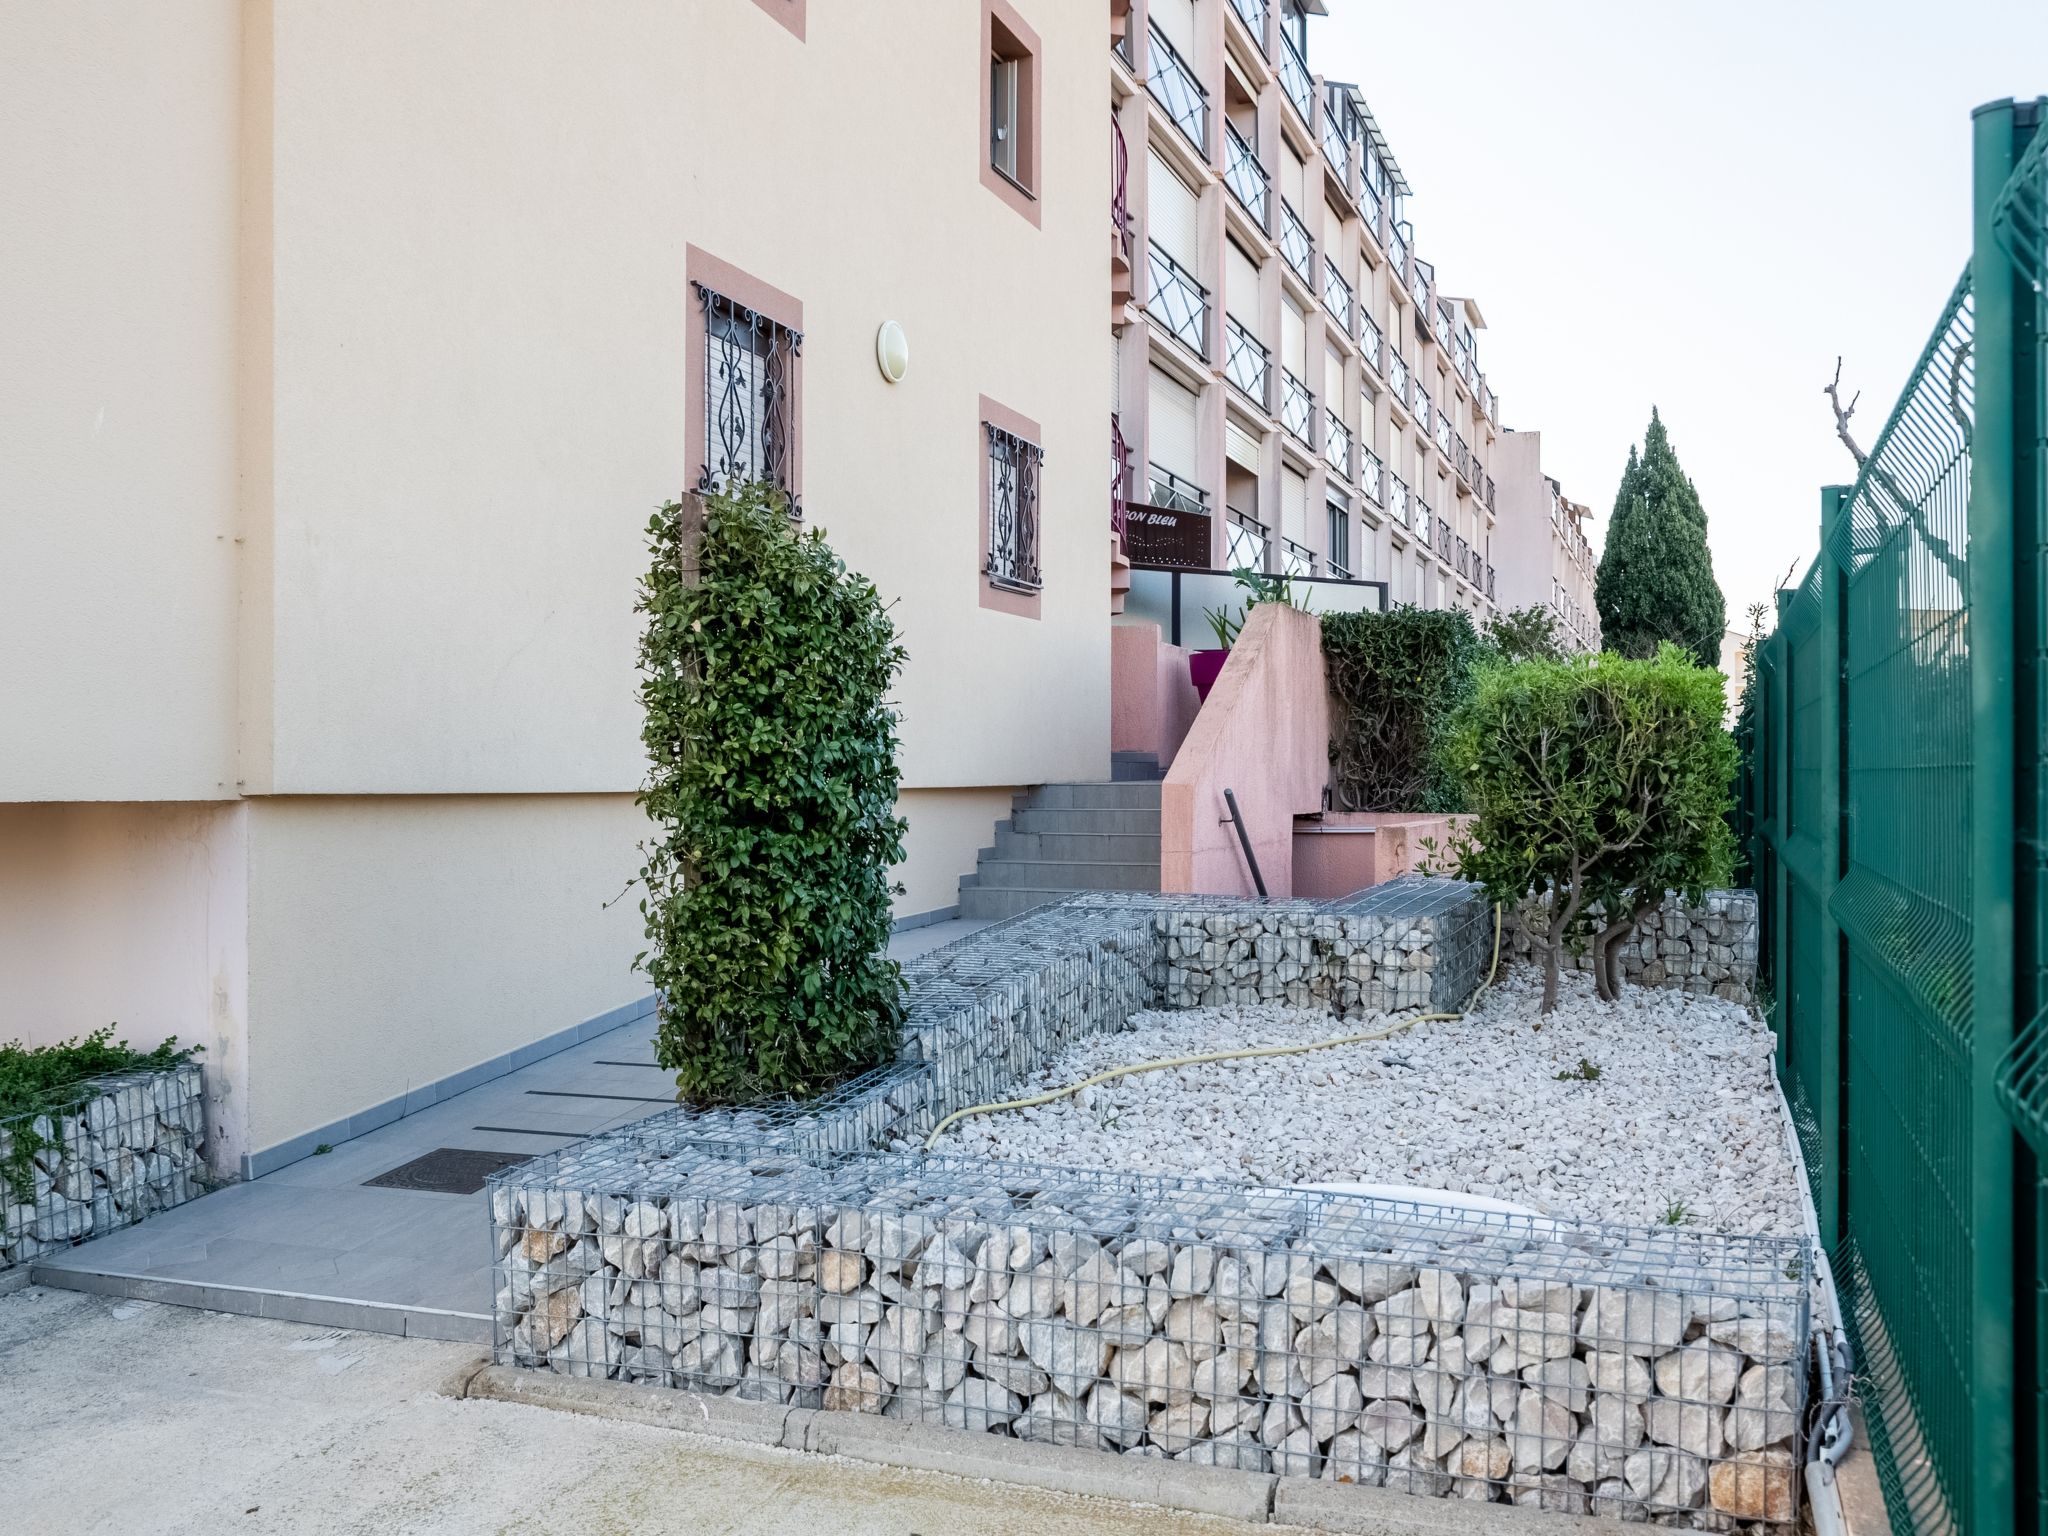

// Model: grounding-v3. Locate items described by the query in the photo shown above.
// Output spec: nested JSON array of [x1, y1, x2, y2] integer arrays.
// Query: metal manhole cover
[[364, 1147, 534, 1195]]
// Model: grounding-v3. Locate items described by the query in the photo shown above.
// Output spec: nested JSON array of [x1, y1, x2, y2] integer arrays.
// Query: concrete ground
[[1, 1283, 1283, 1536], [31, 917, 991, 1341]]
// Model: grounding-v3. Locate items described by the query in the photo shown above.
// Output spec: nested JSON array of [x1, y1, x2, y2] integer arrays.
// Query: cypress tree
[[1595, 409, 1726, 666]]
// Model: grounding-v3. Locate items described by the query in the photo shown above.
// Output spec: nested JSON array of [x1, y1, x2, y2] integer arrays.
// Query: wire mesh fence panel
[[490, 1148, 1811, 1525], [0, 1064, 207, 1272]]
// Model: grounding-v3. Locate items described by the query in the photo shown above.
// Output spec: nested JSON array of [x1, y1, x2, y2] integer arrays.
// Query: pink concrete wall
[[1110, 622, 1201, 769], [1291, 812, 1470, 899], [1160, 603, 1330, 897]]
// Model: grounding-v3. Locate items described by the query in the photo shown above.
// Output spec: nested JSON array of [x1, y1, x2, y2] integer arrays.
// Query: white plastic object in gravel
[[932, 966, 1804, 1238]]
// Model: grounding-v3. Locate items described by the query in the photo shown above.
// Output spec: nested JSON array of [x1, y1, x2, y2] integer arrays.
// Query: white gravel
[[935, 966, 1805, 1238]]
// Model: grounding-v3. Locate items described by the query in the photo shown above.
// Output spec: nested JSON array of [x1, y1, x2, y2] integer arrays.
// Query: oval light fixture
[[875, 320, 910, 384]]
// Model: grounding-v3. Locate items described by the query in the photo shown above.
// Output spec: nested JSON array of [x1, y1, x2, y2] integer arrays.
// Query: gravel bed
[[934, 967, 1804, 1238]]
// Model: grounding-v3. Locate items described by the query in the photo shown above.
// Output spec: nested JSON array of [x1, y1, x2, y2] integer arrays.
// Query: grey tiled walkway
[[33, 917, 990, 1342]]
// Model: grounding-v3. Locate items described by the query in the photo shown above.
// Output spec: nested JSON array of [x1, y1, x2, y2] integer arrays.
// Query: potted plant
[[1191, 569, 1309, 702]]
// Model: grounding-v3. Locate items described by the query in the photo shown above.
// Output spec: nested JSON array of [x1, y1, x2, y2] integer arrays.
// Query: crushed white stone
[[934, 966, 1805, 1238]]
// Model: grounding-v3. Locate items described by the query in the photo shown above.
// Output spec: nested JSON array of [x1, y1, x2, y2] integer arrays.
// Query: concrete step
[[1017, 782, 1164, 812], [1007, 806, 1163, 835], [958, 885, 1107, 920], [993, 827, 1162, 861], [969, 857, 1160, 891], [1110, 751, 1167, 783]]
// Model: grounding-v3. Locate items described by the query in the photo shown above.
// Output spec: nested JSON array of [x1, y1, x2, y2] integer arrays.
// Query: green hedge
[[635, 484, 908, 1104], [1322, 606, 1490, 812], [1, 1027, 198, 1204]]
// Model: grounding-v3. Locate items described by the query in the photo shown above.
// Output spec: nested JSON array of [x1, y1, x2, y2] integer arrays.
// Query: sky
[[1312, 0, 2048, 631]]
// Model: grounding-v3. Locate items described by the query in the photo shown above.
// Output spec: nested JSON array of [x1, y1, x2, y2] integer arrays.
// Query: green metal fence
[[1751, 100, 2045, 1536]]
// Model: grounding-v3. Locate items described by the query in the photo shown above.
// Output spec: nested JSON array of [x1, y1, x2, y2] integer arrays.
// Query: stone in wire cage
[[488, 1148, 1811, 1526]]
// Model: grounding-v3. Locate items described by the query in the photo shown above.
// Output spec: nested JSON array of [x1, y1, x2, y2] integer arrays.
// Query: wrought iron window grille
[[984, 422, 1044, 595], [695, 281, 802, 515]]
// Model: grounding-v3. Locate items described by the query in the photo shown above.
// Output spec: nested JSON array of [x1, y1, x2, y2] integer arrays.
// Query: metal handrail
[[1146, 240, 1209, 356], [1224, 121, 1270, 226], [1222, 788, 1268, 898], [1281, 370, 1314, 444], [1280, 202, 1314, 279], [1111, 112, 1132, 261], [1276, 27, 1312, 124], [1225, 314, 1270, 406], [1147, 461, 1209, 517], [1148, 23, 1209, 154]]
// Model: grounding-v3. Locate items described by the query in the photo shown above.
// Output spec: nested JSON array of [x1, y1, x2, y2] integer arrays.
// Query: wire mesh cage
[[488, 1147, 1811, 1526], [0, 1063, 207, 1273]]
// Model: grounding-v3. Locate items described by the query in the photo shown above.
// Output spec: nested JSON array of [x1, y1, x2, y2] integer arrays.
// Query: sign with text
[[1124, 502, 1212, 569]]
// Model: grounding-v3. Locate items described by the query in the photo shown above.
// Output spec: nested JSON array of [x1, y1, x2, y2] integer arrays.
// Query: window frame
[[978, 395, 1045, 618], [980, 0, 1043, 226], [685, 246, 804, 514]]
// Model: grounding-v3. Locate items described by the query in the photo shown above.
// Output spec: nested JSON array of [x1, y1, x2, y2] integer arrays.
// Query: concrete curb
[[29, 1264, 491, 1342], [453, 1366, 1644, 1535], [0, 1267, 33, 1299]]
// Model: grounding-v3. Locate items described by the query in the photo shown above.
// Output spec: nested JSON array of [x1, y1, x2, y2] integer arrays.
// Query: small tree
[[1484, 605, 1566, 663], [1595, 410, 1726, 666], [636, 483, 908, 1103], [1444, 646, 1736, 1011], [1323, 606, 1489, 813]]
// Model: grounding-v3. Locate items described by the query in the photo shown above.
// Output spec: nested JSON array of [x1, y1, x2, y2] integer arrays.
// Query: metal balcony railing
[[1227, 510, 1269, 571], [1322, 112, 1349, 180], [1227, 0, 1267, 48], [1224, 121, 1270, 226], [1416, 392, 1432, 437], [1389, 477, 1409, 527], [1484, 472, 1496, 509], [1225, 315, 1270, 407], [1148, 462, 1209, 518], [1148, 24, 1208, 156], [1359, 446, 1384, 504], [1111, 413, 1130, 548], [1455, 534, 1472, 582], [1114, 17, 1133, 67], [1389, 353, 1410, 409], [1454, 432, 1471, 485], [1322, 257, 1353, 334], [1146, 240, 1209, 356], [1280, 536, 1315, 578], [1387, 226, 1410, 288], [1437, 518, 1453, 559], [1486, 564, 1496, 600], [1280, 202, 1313, 280], [1358, 176, 1382, 239], [1281, 369, 1314, 444], [1277, 26, 1312, 125], [1323, 408, 1352, 479], [1111, 112, 1132, 263], [1359, 310, 1383, 376], [1434, 414, 1451, 456]]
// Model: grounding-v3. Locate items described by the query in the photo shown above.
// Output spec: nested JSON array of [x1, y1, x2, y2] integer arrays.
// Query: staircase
[[957, 780, 1163, 920]]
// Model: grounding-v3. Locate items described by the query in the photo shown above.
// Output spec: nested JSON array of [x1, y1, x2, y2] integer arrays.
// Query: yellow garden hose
[[923, 903, 1504, 1151]]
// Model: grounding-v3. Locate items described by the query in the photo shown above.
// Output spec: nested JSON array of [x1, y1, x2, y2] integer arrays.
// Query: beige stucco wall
[[0, 801, 251, 1170], [241, 794, 647, 1156], [896, 787, 1021, 919], [0, 3, 242, 801]]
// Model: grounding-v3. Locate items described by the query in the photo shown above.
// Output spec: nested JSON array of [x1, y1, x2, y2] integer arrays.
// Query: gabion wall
[[1, 1064, 207, 1273], [490, 1147, 1810, 1528], [1506, 892, 1760, 1005]]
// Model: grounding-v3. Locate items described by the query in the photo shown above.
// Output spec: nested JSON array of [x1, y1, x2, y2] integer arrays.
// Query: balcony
[[1323, 408, 1352, 479], [1387, 225, 1410, 288], [1437, 518, 1453, 560], [1359, 446, 1384, 503], [1321, 112, 1350, 181], [1277, 26, 1312, 125], [1224, 122, 1270, 226], [1416, 392, 1432, 438], [1148, 23, 1208, 156], [1280, 536, 1315, 578], [1455, 534, 1472, 582], [1389, 477, 1409, 528], [1149, 462, 1209, 518], [1388, 353, 1410, 411], [1486, 564, 1496, 601], [1322, 257, 1353, 334], [1359, 310, 1383, 375], [1227, 509, 1269, 571], [1454, 432, 1471, 486], [1111, 112, 1133, 266], [1415, 502, 1432, 549], [1434, 414, 1451, 457], [1358, 176, 1382, 239], [1146, 241, 1209, 357], [1281, 369, 1314, 444], [1111, 413, 1130, 547], [1279, 202, 1313, 280], [1227, 0, 1267, 49], [1225, 315, 1270, 407]]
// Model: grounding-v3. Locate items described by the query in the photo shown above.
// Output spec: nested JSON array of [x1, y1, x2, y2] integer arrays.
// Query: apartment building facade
[[1491, 430, 1603, 653], [1, 0, 1106, 1174], [1109, 0, 1510, 640]]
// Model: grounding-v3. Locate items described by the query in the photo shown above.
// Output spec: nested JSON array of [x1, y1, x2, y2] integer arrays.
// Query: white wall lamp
[[875, 320, 910, 384]]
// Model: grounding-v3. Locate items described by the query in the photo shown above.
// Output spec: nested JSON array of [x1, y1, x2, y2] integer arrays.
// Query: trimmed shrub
[[2, 1027, 198, 1205], [1443, 645, 1737, 1011], [1322, 606, 1489, 812], [635, 484, 908, 1104]]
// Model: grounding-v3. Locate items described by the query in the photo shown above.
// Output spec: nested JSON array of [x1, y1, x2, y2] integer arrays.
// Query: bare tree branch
[[1948, 339, 1973, 450], [1825, 356, 1867, 467]]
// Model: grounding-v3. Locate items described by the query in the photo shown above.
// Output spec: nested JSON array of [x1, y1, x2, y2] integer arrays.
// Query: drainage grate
[[364, 1147, 535, 1195]]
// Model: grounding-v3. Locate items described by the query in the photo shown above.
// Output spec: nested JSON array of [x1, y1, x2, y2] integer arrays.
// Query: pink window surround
[[685, 245, 804, 507], [978, 394, 1042, 620], [750, 0, 805, 41], [980, 0, 1043, 228]]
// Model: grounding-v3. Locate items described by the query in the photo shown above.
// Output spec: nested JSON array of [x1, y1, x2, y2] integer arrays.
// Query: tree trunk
[[1541, 939, 1561, 1015]]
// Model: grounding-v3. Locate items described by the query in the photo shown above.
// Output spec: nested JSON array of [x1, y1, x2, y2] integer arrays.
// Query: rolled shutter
[[1281, 468, 1308, 543], [1148, 366, 1199, 481], [1225, 421, 1261, 471], [1150, 0, 1196, 52], [1323, 200, 1343, 258], [1282, 298, 1307, 379], [1148, 158, 1200, 269], [1225, 239, 1260, 326], [1281, 149, 1307, 217], [1324, 347, 1346, 417]]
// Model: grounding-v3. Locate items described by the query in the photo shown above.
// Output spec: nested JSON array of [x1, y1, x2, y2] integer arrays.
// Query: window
[[984, 423, 1043, 593], [982, 2, 1042, 224], [1326, 494, 1352, 578], [693, 279, 802, 512]]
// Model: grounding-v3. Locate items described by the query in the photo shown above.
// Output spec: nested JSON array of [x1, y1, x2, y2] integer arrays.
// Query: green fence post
[[1816, 487, 1849, 1250], [1769, 591, 1794, 1079], [1969, 95, 2023, 1536]]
